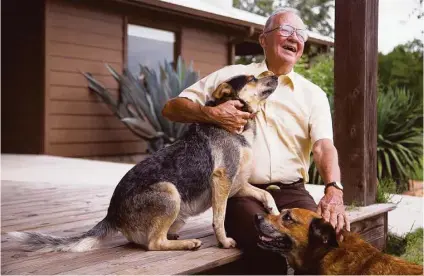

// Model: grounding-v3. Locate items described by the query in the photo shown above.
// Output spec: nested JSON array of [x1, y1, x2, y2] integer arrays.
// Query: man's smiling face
[[260, 12, 306, 69]]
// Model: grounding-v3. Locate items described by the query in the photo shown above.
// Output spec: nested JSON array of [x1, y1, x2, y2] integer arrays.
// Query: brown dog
[[255, 208, 423, 275]]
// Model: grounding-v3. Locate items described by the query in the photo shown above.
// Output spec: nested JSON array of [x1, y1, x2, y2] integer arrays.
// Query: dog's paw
[[187, 239, 202, 250], [218, 237, 237, 249]]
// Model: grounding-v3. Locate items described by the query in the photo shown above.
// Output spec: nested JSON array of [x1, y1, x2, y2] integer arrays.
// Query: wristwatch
[[324, 181, 343, 194]]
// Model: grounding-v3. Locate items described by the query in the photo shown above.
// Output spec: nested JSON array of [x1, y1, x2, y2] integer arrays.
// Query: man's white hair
[[263, 7, 304, 33]]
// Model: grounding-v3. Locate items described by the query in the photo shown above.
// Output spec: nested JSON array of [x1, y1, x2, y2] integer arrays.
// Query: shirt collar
[[257, 60, 296, 91]]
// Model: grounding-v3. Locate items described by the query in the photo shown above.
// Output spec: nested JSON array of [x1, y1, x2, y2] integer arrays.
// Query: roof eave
[[116, 0, 334, 46]]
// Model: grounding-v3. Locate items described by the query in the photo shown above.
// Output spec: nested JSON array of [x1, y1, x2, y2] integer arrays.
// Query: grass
[[376, 178, 397, 203], [385, 228, 423, 265]]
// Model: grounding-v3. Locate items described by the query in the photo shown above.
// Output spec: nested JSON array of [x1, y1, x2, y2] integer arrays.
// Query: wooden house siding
[[44, 0, 147, 157], [181, 28, 229, 78]]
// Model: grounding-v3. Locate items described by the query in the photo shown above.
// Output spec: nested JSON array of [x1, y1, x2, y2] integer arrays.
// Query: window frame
[[124, 16, 181, 72]]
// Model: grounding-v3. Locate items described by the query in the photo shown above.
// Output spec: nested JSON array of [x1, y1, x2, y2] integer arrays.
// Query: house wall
[[41, 0, 230, 158], [1, 0, 45, 154], [181, 28, 229, 78], [44, 0, 146, 157]]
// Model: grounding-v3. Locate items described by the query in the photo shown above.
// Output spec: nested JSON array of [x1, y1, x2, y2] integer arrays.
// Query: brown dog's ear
[[212, 83, 233, 99], [257, 71, 275, 78], [309, 218, 338, 248]]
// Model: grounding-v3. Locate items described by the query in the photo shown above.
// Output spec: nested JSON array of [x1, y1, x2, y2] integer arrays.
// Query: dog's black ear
[[226, 75, 251, 92], [212, 83, 234, 99], [309, 218, 338, 248]]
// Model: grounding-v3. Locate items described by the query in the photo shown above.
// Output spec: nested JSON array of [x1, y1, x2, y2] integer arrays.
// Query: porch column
[[334, 0, 379, 205]]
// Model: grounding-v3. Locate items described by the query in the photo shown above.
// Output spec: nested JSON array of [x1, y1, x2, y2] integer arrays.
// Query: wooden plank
[[182, 28, 228, 44], [2, 202, 109, 221], [182, 48, 227, 65], [50, 115, 126, 130], [113, 241, 241, 275], [182, 39, 228, 55], [351, 214, 386, 250], [2, 209, 106, 233], [334, 0, 379, 205], [347, 203, 396, 223], [2, 235, 215, 275], [49, 0, 122, 24], [191, 61, 227, 77], [2, 214, 217, 275], [62, 238, 219, 275], [1, 188, 109, 206], [48, 27, 122, 51], [49, 101, 113, 115], [0, 187, 111, 208], [47, 141, 147, 156], [49, 71, 118, 89], [49, 41, 122, 63], [48, 129, 141, 143], [49, 86, 119, 102], [2, 208, 107, 231], [47, 11, 122, 37], [49, 56, 122, 75]]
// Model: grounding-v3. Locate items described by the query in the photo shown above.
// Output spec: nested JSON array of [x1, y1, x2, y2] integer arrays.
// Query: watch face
[[335, 181, 343, 190]]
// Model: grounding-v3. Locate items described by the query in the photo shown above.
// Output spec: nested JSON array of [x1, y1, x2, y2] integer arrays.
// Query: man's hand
[[317, 187, 350, 235], [202, 100, 253, 133]]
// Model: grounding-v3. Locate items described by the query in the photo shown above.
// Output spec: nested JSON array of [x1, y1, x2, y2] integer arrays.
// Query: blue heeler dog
[[9, 71, 279, 251]]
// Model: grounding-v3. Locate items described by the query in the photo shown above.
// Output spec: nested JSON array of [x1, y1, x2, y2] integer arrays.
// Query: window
[[127, 24, 175, 77]]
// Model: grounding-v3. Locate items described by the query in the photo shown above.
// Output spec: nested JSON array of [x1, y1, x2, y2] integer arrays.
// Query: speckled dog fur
[[9, 72, 279, 252]]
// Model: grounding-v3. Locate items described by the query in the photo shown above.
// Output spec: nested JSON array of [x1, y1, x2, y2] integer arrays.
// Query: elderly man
[[162, 8, 350, 274]]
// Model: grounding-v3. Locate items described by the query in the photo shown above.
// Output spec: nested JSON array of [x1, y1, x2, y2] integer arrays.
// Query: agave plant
[[82, 57, 199, 153], [377, 87, 423, 190]]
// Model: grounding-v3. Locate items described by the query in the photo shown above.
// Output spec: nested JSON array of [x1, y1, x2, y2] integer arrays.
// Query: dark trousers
[[224, 182, 317, 275]]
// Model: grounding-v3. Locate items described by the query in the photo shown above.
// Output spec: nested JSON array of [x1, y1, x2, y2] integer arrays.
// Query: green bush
[[83, 57, 199, 153], [385, 228, 423, 265], [377, 87, 423, 190]]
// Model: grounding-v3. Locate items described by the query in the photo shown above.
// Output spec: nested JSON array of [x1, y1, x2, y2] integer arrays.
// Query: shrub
[[83, 57, 199, 153]]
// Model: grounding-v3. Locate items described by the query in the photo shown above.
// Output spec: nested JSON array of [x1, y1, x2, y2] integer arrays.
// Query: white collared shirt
[[178, 61, 333, 184]]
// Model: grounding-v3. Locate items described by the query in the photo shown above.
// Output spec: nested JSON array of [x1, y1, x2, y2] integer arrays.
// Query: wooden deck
[[1, 154, 396, 275]]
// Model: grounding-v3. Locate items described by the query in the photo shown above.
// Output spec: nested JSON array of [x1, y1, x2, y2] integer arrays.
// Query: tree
[[378, 39, 423, 104], [233, 0, 274, 17], [233, 0, 334, 36]]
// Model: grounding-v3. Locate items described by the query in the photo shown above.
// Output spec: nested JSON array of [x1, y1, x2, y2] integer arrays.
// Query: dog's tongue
[[259, 235, 273, 242]]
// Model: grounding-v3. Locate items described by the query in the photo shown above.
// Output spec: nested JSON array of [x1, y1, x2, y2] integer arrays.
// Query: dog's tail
[[8, 218, 115, 252]]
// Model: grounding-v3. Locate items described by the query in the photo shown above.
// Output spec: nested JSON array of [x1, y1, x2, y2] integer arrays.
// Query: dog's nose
[[255, 214, 264, 225]]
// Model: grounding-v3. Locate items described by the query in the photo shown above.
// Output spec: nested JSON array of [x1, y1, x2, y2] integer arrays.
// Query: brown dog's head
[[255, 208, 338, 271], [209, 71, 278, 113]]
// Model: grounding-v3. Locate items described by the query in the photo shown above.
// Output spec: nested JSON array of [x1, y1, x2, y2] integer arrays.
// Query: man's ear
[[259, 33, 266, 48], [309, 218, 338, 248], [212, 83, 233, 99]]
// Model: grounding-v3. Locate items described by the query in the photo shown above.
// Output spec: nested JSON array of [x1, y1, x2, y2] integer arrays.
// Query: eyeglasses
[[263, 24, 308, 43]]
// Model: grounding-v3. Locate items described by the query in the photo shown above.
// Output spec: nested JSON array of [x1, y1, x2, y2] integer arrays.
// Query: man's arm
[[162, 97, 252, 133], [313, 139, 350, 234], [312, 139, 341, 184]]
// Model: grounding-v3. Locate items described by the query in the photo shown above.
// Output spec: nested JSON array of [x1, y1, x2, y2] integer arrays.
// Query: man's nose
[[287, 33, 299, 43]]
